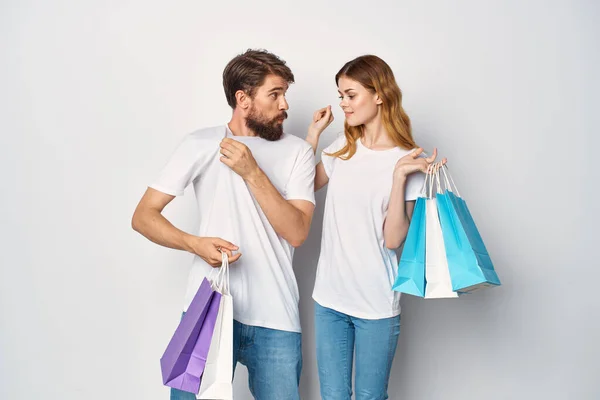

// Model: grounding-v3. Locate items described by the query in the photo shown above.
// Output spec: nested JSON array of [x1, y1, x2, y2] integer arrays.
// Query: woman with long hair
[[307, 55, 445, 399]]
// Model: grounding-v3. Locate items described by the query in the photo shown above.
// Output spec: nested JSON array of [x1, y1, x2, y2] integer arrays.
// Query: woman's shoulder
[[393, 145, 418, 157], [322, 133, 347, 154]]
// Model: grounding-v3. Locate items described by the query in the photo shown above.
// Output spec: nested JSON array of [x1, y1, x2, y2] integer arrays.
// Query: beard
[[246, 105, 287, 141]]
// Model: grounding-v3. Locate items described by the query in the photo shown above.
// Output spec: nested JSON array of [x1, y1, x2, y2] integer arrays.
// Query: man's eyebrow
[[268, 86, 286, 93]]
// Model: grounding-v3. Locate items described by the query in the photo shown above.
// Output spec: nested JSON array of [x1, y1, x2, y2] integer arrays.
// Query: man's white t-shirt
[[312, 135, 425, 319], [151, 125, 315, 333]]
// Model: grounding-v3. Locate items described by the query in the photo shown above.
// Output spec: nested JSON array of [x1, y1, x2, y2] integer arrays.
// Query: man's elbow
[[289, 235, 307, 248], [288, 229, 310, 248], [384, 237, 404, 250], [131, 208, 144, 233], [287, 213, 313, 248]]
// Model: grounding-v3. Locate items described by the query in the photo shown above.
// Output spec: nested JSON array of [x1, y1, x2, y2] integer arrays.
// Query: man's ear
[[235, 90, 251, 110]]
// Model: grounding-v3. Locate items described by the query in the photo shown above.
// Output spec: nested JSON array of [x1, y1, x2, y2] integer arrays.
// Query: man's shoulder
[[184, 125, 226, 143], [279, 132, 313, 154], [172, 125, 226, 154]]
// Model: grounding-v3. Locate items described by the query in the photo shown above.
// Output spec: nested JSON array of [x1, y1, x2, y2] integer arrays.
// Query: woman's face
[[337, 75, 382, 127]]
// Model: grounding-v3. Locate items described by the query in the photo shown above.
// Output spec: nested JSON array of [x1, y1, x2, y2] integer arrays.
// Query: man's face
[[246, 74, 289, 141]]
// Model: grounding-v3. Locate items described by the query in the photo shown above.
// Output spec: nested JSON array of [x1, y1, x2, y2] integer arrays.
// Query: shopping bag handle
[[432, 163, 444, 196], [419, 164, 430, 198], [214, 251, 230, 294], [424, 164, 438, 199], [439, 164, 461, 197], [206, 250, 230, 294]]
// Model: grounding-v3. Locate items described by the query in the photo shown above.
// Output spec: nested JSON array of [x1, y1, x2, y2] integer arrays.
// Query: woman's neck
[[361, 113, 394, 150]]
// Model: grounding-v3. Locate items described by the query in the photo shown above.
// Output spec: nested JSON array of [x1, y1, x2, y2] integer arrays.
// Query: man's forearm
[[132, 208, 193, 252], [245, 168, 310, 247]]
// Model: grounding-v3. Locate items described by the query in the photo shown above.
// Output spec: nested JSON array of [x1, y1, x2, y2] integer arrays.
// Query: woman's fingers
[[411, 147, 424, 158], [314, 106, 329, 122], [324, 106, 333, 122], [425, 148, 438, 163], [401, 147, 447, 175]]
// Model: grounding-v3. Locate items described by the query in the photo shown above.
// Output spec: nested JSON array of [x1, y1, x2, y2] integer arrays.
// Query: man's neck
[[228, 111, 257, 137]]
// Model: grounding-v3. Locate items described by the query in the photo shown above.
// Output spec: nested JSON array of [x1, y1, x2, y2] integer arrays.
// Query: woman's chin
[[345, 118, 362, 127]]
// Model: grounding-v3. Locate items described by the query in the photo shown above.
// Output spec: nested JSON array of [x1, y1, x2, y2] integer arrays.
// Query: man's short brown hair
[[222, 49, 295, 109]]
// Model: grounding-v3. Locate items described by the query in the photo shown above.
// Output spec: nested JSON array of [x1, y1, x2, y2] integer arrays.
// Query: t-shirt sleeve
[[149, 133, 215, 196], [285, 144, 316, 204], [321, 135, 346, 178]]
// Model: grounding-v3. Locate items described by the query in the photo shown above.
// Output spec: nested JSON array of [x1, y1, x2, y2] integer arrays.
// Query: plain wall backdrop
[[1, 1, 598, 399]]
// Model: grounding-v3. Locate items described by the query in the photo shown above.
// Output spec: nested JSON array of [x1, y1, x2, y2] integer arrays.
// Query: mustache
[[277, 111, 288, 120]]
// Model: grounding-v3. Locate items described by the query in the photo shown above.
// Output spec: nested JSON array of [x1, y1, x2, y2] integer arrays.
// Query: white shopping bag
[[425, 166, 458, 299], [197, 252, 234, 399]]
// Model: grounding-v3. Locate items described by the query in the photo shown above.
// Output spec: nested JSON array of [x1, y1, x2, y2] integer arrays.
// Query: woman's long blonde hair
[[327, 55, 417, 159]]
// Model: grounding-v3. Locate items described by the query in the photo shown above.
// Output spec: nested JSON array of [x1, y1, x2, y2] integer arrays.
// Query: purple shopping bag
[[160, 278, 222, 394]]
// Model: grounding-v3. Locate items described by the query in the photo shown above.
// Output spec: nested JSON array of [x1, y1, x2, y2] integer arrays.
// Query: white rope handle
[[214, 250, 230, 295], [221, 250, 230, 295], [433, 163, 443, 195], [207, 261, 219, 282], [440, 164, 461, 197], [440, 164, 452, 192], [422, 162, 450, 199], [206, 250, 230, 294], [419, 165, 430, 197], [416, 147, 434, 197], [426, 164, 436, 199], [444, 165, 461, 197]]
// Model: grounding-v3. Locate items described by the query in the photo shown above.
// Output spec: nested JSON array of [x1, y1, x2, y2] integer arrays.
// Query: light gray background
[[1, 1, 598, 399]]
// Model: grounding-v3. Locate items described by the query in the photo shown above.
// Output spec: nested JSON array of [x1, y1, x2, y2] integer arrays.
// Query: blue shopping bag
[[392, 195, 427, 297], [436, 166, 501, 293]]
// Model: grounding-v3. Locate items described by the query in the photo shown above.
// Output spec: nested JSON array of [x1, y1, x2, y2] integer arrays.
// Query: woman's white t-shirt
[[312, 135, 425, 319]]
